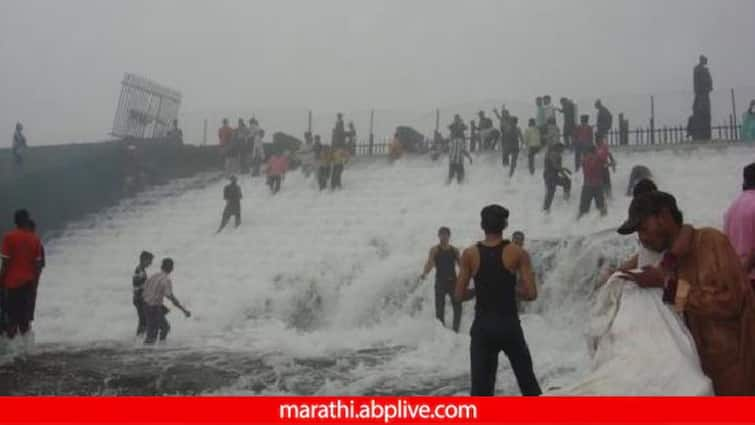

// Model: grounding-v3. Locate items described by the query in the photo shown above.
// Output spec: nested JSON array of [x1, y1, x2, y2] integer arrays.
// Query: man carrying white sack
[[556, 184, 714, 395]]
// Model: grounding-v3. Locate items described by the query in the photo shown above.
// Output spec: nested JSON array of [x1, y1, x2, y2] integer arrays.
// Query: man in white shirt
[[142, 258, 191, 344]]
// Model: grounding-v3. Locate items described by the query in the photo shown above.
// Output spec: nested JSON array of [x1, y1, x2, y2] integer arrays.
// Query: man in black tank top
[[421, 227, 462, 332], [455, 205, 542, 396]]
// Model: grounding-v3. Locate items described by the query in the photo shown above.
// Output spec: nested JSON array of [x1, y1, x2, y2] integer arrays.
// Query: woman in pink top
[[724, 163, 755, 289], [266, 151, 289, 194]]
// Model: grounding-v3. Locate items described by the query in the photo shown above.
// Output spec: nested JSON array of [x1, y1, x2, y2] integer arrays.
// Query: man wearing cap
[[724, 163, 755, 292], [455, 205, 541, 396], [618, 191, 755, 395], [217, 176, 242, 233]]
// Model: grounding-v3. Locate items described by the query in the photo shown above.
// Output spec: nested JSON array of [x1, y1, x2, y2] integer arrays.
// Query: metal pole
[[308, 110, 312, 134], [731, 89, 738, 139], [650, 95, 656, 145], [153, 96, 164, 138], [435, 109, 440, 133], [203, 119, 208, 145], [369, 109, 375, 156]]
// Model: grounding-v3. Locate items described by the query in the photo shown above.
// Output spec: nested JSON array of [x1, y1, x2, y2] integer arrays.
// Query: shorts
[[3, 283, 35, 325]]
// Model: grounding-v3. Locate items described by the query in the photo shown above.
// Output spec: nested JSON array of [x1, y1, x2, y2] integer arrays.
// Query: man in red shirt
[[573, 115, 593, 172], [596, 137, 617, 199], [578, 144, 608, 218], [0, 209, 43, 339]]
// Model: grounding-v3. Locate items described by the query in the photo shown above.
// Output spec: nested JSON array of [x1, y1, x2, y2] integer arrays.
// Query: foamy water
[[19, 144, 753, 395]]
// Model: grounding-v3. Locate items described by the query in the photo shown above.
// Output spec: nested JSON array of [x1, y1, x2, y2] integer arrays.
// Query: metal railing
[[350, 120, 747, 157], [603, 119, 742, 146]]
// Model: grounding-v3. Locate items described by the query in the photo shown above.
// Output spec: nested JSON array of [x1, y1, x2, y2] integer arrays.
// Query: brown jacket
[[677, 227, 755, 395]]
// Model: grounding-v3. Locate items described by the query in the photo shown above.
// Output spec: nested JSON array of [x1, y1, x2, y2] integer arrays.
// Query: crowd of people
[[413, 161, 755, 396], [216, 113, 355, 198], [4, 55, 755, 397], [430, 96, 619, 218]]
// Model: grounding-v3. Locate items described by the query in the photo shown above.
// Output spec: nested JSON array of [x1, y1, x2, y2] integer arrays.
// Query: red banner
[[1, 397, 755, 424]]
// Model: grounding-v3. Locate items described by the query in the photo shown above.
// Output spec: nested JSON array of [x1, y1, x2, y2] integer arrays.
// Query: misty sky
[[2, 0, 755, 145]]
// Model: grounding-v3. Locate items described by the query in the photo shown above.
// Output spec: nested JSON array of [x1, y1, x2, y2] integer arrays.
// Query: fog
[[2, 0, 755, 145]]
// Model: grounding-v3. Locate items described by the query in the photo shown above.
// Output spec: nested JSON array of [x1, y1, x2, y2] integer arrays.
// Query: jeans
[[528, 147, 541, 175], [144, 305, 170, 344]]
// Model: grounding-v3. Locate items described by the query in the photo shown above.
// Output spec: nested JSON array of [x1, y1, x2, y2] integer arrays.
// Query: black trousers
[[219, 205, 241, 231], [133, 290, 147, 336], [144, 305, 170, 344], [563, 128, 574, 148], [435, 281, 461, 333], [470, 316, 542, 396], [318, 166, 331, 191], [527, 147, 541, 175], [268, 175, 282, 194], [2, 283, 34, 338], [331, 164, 344, 189], [543, 174, 571, 211], [578, 185, 606, 217], [502, 148, 519, 177], [448, 162, 465, 183]]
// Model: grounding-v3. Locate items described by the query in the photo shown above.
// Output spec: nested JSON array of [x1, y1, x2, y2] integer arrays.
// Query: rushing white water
[[25, 144, 754, 395]]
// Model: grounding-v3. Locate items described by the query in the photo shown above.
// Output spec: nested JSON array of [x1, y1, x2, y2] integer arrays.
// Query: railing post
[[369, 109, 375, 156], [650, 95, 656, 145], [731, 89, 738, 139], [202, 118, 208, 146]]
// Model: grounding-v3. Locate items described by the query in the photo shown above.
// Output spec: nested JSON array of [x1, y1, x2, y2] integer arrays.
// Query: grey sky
[[2, 0, 754, 145]]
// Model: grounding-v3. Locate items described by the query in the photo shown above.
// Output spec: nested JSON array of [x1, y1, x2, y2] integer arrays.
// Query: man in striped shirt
[[448, 115, 473, 184]]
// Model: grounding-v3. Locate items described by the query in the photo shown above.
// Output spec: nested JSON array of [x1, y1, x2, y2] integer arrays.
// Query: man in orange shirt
[[0, 209, 43, 339], [218, 118, 233, 147], [219, 118, 235, 175]]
